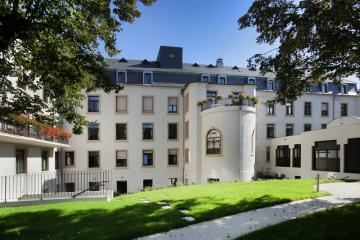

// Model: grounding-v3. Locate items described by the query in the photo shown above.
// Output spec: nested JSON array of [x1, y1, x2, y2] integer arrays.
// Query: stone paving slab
[[137, 182, 360, 240]]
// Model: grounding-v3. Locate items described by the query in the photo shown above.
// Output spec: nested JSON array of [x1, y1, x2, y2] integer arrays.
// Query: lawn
[[237, 202, 360, 240], [0, 179, 328, 240]]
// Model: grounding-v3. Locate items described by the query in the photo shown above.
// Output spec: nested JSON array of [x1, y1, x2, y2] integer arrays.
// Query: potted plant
[[252, 96, 259, 104]]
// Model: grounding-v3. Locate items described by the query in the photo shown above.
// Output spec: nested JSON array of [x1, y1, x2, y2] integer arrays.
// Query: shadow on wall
[[0, 195, 290, 240]]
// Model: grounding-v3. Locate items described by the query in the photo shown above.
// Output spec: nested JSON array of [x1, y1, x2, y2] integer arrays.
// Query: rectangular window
[[65, 183, 75, 192], [168, 97, 178, 113], [266, 124, 275, 138], [143, 72, 153, 85], [168, 123, 178, 140], [184, 93, 189, 113], [88, 151, 100, 168], [218, 76, 226, 84], [286, 124, 293, 136], [322, 83, 328, 93], [313, 140, 340, 172], [304, 124, 312, 132], [88, 123, 99, 140], [143, 150, 153, 166], [321, 103, 329, 116], [321, 124, 327, 129], [142, 96, 153, 113], [341, 85, 348, 94], [116, 150, 127, 167], [89, 182, 100, 191], [248, 77, 255, 84], [185, 121, 189, 139], [41, 151, 49, 171], [267, 80, 274, 90], [201, 74, 210, 82], [143, 179, 153, 188], [168, 149, 178, 166], [88, 96, 99, 112], [344, 138, 360, 173], [267, 102, 275, 115], [266, 146, 270, 162], [285, 102, 294, 115], [16, 149, 26, 174], [293, 144, 301, 168], [116, 96, 127, 113], [276, 145, 290, 167], [65, 151, 75, 167], [304, 102, 312, 116], [206, 91, 217, 102], [341, 103, 348, 116], [306, 85, 311, 92], [117, 71, 126, 84], [143, 123, 153, 140], [116, 123, 127, 140], [184, 148, 189, 163], [55, 151, 60, 170]]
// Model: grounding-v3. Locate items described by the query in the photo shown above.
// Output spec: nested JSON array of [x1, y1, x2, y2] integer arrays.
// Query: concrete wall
[[270, 118, 360, 179]]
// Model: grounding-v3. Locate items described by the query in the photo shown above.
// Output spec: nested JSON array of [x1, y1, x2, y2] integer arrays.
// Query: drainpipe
[[181, 88, 185, 184], [332, 94, 335, 120]]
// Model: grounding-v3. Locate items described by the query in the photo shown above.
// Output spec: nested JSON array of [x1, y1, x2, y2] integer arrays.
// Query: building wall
[[255, 90, 360, 175], [269, 118, 360, 179], [64, 85, 184, 193]]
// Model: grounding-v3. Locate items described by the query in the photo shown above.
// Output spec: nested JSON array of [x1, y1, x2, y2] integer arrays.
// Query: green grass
[[0, 179, 328, 240], [237, 202, 360, 240]]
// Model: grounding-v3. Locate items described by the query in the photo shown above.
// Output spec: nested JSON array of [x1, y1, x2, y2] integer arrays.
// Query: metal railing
[[0, 170, 111, 202], [0, 121, 69, 144], [201, 98, 255, 111]]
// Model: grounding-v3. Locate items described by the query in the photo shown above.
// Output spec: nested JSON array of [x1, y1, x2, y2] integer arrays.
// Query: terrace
[[200, 97, 256, 111]]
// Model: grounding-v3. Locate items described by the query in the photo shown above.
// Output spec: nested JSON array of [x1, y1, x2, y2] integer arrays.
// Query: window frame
[[168, 149, 178, 166], [266, 102, 275, 115], [167, 96, 178, 113], [276, 145, 291, 167], [143, 71, 153, 85], [285, 102, 294, 116], [201, 74, 210, 83], [87, 95, 100, 113], [285, 124, 294, 136], [341, 103, 348, 116], [292, 144, 301, 168], [116, 70, 127, 84], [142, 150, 154, 167], [41, 150, 49, 171], [168, 123, 178, 140], [304, 102, 312, 116], [304, 124, 312, 132], [88, 151, 100, 169], [64, 151, 75, 167], [247, 77, 256, 85], [267, 80, 274, 90], [142, 96, 154, 114], [142, 123, 154, 140], [322, 83, 328, 93], [341, 84, 348, 94], [88, 123, 100, 141], [115, 123, 127, 141], [217, 75, 226, 84], [115, 95, 128, 113], [266, 124, 275, 138], [115, 150, 128, 168], [321, 102, 329, 116], [15, 148, 27, 174]]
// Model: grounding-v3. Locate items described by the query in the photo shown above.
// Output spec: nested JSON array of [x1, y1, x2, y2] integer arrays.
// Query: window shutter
[[116, 96, 127, 112], [143, 97, 153, 112], [169, 97, 177, 106], [117, 150, 127, 159]]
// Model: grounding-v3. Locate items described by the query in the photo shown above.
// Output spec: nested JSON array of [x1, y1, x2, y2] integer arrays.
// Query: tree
[[0, 0, 155, 134], [239, 0, 360, 103]]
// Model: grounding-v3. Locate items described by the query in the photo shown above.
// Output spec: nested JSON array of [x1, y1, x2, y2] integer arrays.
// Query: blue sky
[[99, 0, 276, 67]]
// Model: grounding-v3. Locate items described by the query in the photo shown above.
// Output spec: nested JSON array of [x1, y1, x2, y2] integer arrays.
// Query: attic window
[[232, 65, 239, 70], [168, 53, 175, 58], [207, 64, 215, 68], [192, 63, 199, 67], [118, 58, 128, 63], [248, 66, 257, 71], [142, 59, 149, 64]]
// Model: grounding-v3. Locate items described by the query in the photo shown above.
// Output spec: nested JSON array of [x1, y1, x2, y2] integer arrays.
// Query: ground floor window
[[292, 144, 301, 168], [344, 138, 360, 173], [89, 182, 100, 191], [168, 149, 178, 165], [207, 178, 219, 183], [41, 151, 49, 171], [276, 145, 290, 167], [88, 151, 100, 168], [16, 149, 26, 174], [169, 178, 177, 186], [143, 150, 154, 166], [312, 140, 340, 172], [143, 179, 153, 189], [117, 181, 127, 194], [65, 182, 75, 192]]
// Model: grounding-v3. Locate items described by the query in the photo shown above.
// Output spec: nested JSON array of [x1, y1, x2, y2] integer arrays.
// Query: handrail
[[0, 121, 69, 144], [201, 98, 255, 111], [72, 180, 109, 198]]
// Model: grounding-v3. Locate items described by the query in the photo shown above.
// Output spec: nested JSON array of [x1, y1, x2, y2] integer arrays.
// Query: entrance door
[[117, 181, 127, 194]]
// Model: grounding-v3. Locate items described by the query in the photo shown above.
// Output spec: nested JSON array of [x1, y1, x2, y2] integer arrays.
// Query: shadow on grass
[[0, 195, 291, 240]]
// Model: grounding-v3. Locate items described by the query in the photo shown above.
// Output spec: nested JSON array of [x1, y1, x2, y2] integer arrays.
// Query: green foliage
[[239, 0, 360, 104], [0, 179, 327, 240], [0, 0, 155, 134]]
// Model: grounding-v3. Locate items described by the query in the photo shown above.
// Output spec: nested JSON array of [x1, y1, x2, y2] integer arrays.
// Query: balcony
[[0, 121, 69, 146], [200, 98, 255, 111]]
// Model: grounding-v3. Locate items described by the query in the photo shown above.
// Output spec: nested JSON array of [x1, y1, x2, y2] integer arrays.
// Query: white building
[[1, 46, 360, 197]]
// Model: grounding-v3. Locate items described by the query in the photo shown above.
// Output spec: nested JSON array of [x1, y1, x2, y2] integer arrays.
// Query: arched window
[[206, 129, 221, 154]]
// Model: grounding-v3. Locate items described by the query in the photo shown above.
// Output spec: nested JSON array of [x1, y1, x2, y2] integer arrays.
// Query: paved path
[[138, 182, 360, 240]]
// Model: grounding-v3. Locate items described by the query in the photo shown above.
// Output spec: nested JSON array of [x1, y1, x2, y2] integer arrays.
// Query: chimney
[[216, 58, 224, 68]]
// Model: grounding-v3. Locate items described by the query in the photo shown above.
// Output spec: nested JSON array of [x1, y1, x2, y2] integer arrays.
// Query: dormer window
[[341, 84, 348, 94], [201, 74, 210, 83], [218, 75, 226, 84], [143, 72, 153, 85], [116, 70, 127, 84], [248, 77, 256, 85], [322, 83, 328, 93], [267, 80, 274, 90]]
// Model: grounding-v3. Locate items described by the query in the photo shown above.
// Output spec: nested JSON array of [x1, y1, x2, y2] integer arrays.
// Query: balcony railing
[[0, 121, 69, 145], [201, 98, 255, 111]]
